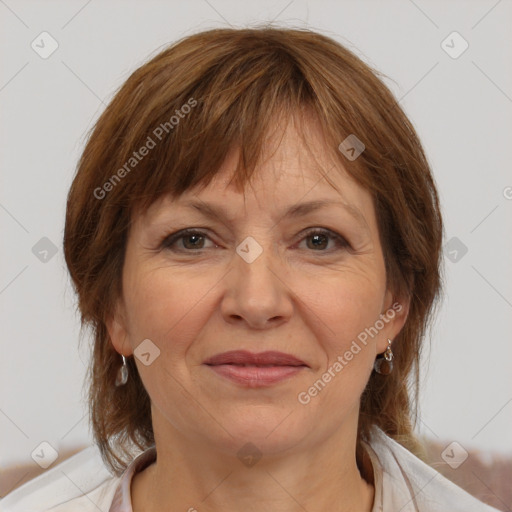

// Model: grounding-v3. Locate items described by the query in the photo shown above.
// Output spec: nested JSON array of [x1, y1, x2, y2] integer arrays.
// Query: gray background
[[1, 0, 511, 473]]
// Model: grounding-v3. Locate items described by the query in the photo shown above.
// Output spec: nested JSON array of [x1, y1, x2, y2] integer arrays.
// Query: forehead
[[143, 116, 374, 224]]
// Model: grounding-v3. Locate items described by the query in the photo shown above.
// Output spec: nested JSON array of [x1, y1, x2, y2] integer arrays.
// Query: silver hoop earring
[[115, 355, 129, 386], [374, 339, 394, 375]]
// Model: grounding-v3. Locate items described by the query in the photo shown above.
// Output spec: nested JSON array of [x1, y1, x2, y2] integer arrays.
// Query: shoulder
[[367, 426, 501, 512], [0, 445, 121, 512]]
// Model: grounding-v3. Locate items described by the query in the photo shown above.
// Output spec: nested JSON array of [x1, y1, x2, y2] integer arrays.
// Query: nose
[[220, 240, 294, 330]]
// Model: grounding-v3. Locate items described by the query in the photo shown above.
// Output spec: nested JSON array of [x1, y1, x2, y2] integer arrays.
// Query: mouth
[[203, 350, 308, 388], [203, 350, 308, 367]]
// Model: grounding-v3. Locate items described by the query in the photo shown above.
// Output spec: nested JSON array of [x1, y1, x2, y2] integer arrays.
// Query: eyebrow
[[180, 199, 368, 229]]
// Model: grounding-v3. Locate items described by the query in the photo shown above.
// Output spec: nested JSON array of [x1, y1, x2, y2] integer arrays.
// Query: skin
[[107, 115, 409, 512]]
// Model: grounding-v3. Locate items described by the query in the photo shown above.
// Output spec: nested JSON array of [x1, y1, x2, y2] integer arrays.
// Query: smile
[[203, 350, 309, 388]]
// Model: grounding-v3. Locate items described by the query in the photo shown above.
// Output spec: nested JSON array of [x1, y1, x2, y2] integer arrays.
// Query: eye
[[297, 228, 350, 252], [160, 227, 350, 254], [160, 229, 215, 251]]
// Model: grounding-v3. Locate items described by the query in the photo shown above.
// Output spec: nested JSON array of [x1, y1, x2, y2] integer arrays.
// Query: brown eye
[[161, 229, 214, 251], [299, 228, 349, 252], [307, 232, 329, 250]]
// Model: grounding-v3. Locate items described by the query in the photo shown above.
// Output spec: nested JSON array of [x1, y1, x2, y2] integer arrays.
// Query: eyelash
[[160, 228, 350, 254]]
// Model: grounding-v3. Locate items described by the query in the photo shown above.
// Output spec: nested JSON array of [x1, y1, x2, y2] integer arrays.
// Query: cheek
[[297, 283, 381, 415], [294, 268, 384, 404], [121, 266, 214, 411], [300, 267, 385, 346], [122, 264, 216, 355]]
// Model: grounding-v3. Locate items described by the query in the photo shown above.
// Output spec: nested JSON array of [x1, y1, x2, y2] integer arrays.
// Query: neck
[[132, 412, 375, 512]]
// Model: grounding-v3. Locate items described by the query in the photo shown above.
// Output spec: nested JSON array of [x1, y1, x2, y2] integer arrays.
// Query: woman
[[2, 26, 499, 511]]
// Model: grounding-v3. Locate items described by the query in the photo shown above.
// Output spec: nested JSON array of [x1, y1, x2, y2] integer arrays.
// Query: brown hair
[[63, 26, 443, 476]]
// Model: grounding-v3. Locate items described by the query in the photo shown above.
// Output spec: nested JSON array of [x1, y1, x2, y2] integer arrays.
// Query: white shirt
[[1, 426, 500, 511]]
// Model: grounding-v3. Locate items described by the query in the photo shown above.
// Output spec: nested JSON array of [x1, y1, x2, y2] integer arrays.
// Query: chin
[[206, 407, 308, 456]]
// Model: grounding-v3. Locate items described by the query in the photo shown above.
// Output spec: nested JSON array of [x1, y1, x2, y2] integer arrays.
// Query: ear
[[375, 289, 410, 355], [106, 300, 133, 357]]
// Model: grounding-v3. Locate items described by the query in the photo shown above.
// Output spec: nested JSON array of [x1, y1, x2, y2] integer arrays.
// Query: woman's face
[[108, 118, 409, 458]]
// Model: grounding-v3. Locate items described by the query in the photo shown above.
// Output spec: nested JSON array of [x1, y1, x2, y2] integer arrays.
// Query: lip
[[203, 350, 307, 367], [203, 350, 308, 388]]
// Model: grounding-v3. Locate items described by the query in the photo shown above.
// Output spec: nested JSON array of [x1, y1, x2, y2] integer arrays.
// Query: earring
[[115, 355, 129, 386], [374, 339, 394, 375]]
